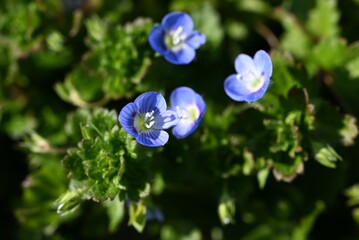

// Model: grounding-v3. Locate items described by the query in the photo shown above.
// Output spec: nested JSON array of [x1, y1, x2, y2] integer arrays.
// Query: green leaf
[[55, 66, 105, 106], [313, 143, 342, 168], [345, 42, 359, 79], [346, 55, 359, 79], [55, 189, 83, 216], [311, 37, 348, 70], [307, 0, 339, 39], [56, 17, 153, 105], [3, 113, 36, 139], [62, 108, 152, 202], [218, 193, 236, 225], [104, 195, 125, 232], [46, 31, 65, 52], [242, 149, 255, 175], [291, 201, 325, 240], [272, 156, 304, 182], [15, 154, 71, 233], [264, 111, 303, 158], [85, 15, 106, 42], [270, 50, 301, 97], [277, 9, 312, 58], [345, 184, 359, 207], [128, 200, 147, 232], [236, 0, 270, 13], [160, 224, 202, 240], [257, 168, 270, 189], [190, 3, 224, 51]]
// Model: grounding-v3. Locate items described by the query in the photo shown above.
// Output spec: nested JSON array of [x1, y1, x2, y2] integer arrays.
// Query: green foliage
[[55, 16, 153, 107], [15, 153, 71, 236], [128, 200, 147, 232], [62, 108, 152, 202], [2, 0, 359, 239]]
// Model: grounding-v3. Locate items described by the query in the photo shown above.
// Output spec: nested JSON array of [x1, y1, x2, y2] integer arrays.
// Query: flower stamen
[[172, 26, 185, 45], [165, 26, 187, 51], [144, 110, 155, 128]]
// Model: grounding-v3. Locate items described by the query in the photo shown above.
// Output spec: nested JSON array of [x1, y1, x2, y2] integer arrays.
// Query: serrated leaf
[[63, 149, 87, 180], [278, 9, 312, 58], [270, 51, 301, 97], [56, 17, 153, 105], [272, 157, 305, 182], [307, 0, 339, 39], [311, 38, 348, 70], [64, 109, 92, 144], [265, 111, 302, 158], [62, 108, 152, 201], [85, 15, 106, 42]]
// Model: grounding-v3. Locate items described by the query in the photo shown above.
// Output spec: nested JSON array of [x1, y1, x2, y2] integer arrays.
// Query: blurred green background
[[2, 0, 359, 239]]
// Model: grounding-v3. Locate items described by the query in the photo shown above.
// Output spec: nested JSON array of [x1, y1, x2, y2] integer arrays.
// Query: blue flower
[[119, 92, 178, 147], [224, 50, 273, 102], [170, 87, 206, 138], [148, 12, 206, 65]]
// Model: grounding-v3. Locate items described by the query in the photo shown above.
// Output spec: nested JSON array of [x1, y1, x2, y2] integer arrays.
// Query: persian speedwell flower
[[170, 87, 206, 139], [148, 12, 206, 65], [224, 50, 273, 102], [119, 92, 178, 147]]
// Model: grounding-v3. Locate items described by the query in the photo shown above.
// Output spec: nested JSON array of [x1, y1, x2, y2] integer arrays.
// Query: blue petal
[[224, 74, 270, 102], [164, 44, 195, 64], [172, 119, 197, 139], [186, 31, 206, 49], [254, 50, 272, 77], [162, 12, 193, 35], [154, 110, 179, 129], [195, 93, 206, 115], [170, 86, 197, 107], [148, 25, 167, 55], [244, 75, 271, 102], [134, 92, 166, 115], [146, 208, 164, 222], [170, 87, 206, 139], [136, 130, 169, 147], [234, 54, 256, 75], [224, 74, 251, 102], [119, 102, 139, 137], [170, 86, 206, 118]]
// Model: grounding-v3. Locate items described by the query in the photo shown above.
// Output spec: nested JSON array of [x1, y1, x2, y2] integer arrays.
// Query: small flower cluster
[[119, 87, 205, 147], [119, 11, 272, 147]]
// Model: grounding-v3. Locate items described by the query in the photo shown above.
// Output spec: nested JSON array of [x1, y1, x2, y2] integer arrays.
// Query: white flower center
[[165, 26, 186, 51], [134, 110, 156, 132], [176, 105, 199, 121], [237, 70, 265, 92]]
